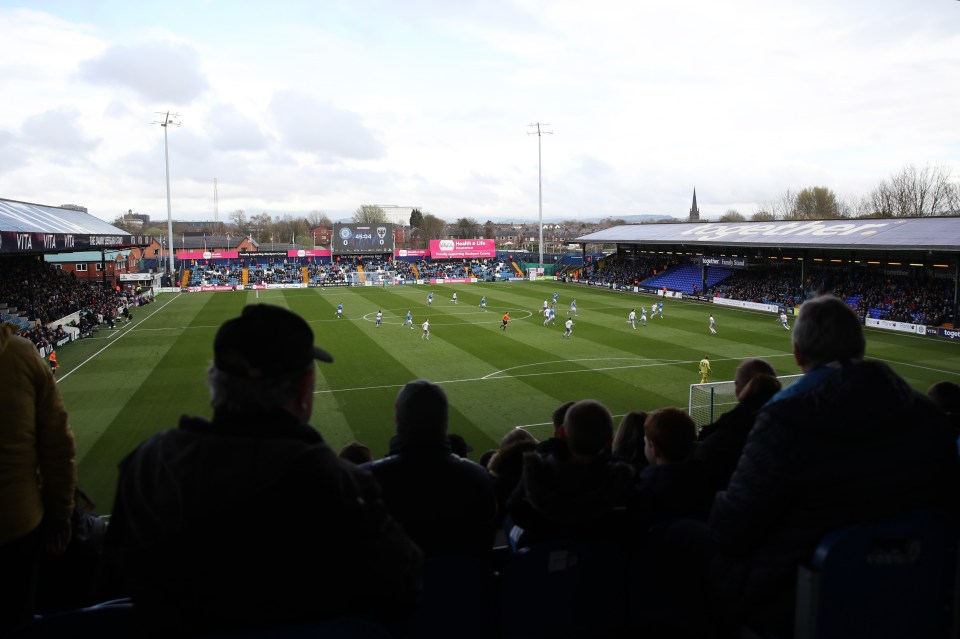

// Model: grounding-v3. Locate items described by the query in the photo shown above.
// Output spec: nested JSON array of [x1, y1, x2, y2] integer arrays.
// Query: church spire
[[689, 188, 700, 222]]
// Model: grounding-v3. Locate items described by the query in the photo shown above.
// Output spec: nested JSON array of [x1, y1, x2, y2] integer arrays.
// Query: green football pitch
[[53, 281, 960, 513]]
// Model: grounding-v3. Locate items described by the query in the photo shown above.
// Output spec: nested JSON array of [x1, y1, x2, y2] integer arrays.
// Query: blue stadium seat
[[500, 539, 628, 639], [202, 617, 394, 638], [641, 265, 734, 294], [792, 511, 957, 639], [9, 598, 133, 638], [398, 555, 494, 639]]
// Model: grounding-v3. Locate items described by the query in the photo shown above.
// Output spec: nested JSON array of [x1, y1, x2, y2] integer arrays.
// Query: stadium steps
[[357, 265, 366, 282], [181, 270, 191, 287], [242, 268, 249, 286], [511, 261, 525, 276], [301, 267, 309, 284], [412, 265, 420, 279]]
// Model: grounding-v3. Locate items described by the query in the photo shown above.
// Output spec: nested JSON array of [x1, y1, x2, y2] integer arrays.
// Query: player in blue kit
[[480, 296, 487, 310], [427, 292, 433, 306], [402, 310, 414, 329], [336, 303, 343, 318], [552, 292, 558, 308], [640, 307, 647, 326], [544, 307, 556, 326], [568, 299, 577, 316]]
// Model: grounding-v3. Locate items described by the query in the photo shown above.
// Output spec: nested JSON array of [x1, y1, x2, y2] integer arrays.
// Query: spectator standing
[[695, 359, 781, 492], [507, 400, 635, 548], [635, 408, 713, 525], [363, 380, 496, 557], [709, 295, 960, 637], [103, 305, 421, 636], [0, 322, 76, 631], [612, 410, 649, 473]]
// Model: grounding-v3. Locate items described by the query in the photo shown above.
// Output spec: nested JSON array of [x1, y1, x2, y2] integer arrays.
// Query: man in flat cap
[[104, 304, 421, 636]]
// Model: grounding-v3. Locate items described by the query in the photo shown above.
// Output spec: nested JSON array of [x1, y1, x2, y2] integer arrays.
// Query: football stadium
[[3, 199, 960, 637]]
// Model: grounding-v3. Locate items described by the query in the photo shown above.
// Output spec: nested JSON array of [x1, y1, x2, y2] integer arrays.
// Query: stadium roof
[[44, 250, 130, 263], [575, 218, 960, 252], [0, 198, 151, 255]]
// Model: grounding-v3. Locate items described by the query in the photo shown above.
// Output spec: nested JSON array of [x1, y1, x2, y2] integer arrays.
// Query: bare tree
[[229, 209, 247, 235], [352, 205, 387, 224], [307, 210, 332, 228], [718, 209, 745, 222], [870, 164, 958, 217], [599, 217, 627, 229], [751, 209, 777, 222], [765, 189, 798, 220], [248, 213, 273, 243], [839, 194, 873, 218]]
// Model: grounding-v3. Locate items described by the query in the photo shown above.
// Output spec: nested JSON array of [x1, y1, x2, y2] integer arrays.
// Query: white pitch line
[[314, 353, 794, 395], [57, 293, 183, 382], [874, 357, 960, 378], [483, 357, 685, 380]]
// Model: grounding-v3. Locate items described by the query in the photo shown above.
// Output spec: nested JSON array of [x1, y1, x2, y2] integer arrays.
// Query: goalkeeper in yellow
[[698, 355, 712, 383]]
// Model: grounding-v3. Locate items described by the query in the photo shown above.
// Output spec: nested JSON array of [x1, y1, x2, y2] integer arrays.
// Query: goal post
[[689, 374, 802, 429]]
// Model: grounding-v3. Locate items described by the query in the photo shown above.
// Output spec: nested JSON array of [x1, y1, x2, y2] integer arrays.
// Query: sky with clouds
[[0, 0, 957, 224]]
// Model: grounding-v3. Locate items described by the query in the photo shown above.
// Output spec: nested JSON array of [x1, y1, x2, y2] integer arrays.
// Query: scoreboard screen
[[332, 223, 395, 255]]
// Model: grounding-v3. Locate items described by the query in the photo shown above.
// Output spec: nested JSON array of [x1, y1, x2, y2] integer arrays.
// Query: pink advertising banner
[[428, 239, 496, 259], [395, 249, 430, 257], [178, 251, 240, 260]]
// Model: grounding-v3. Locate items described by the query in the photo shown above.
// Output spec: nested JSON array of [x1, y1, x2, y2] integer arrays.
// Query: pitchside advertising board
[[333, 223, 394, 255], [429, 239, 496, 259]]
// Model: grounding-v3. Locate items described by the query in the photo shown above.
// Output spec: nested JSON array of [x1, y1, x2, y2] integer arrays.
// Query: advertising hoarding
[[429, 239, 496, 259]]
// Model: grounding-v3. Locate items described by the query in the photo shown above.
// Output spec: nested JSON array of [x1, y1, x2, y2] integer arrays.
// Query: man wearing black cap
[[362, 379, 496, 557], [104, 304, 422, 636]]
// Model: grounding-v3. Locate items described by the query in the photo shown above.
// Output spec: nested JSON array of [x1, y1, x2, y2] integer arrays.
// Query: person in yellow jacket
[[0, 324, 76, 629], [699, 355, 712, 383]]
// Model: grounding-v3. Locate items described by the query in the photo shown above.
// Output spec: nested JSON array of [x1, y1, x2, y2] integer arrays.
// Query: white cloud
[[79, 40, 209, 103], [268, 91, 384, 161], [20, 107, 100, 153], [0, 0, 957, 222]]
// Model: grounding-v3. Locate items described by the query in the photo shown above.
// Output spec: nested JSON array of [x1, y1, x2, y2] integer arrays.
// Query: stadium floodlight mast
[[153, 111, 181, 282], [527, 122, 553, 271]]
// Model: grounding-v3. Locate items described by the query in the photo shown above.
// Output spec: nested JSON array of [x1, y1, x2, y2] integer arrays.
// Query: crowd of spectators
[[0, 257, 145, 352], [186, 257, 509, 286], [585, 253, 681, 289], [709, 264, 955, 326], [187, 264, 240, 286]]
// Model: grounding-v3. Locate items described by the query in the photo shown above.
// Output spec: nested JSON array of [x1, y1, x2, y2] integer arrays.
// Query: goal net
[[689, 374, 802, 429]]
